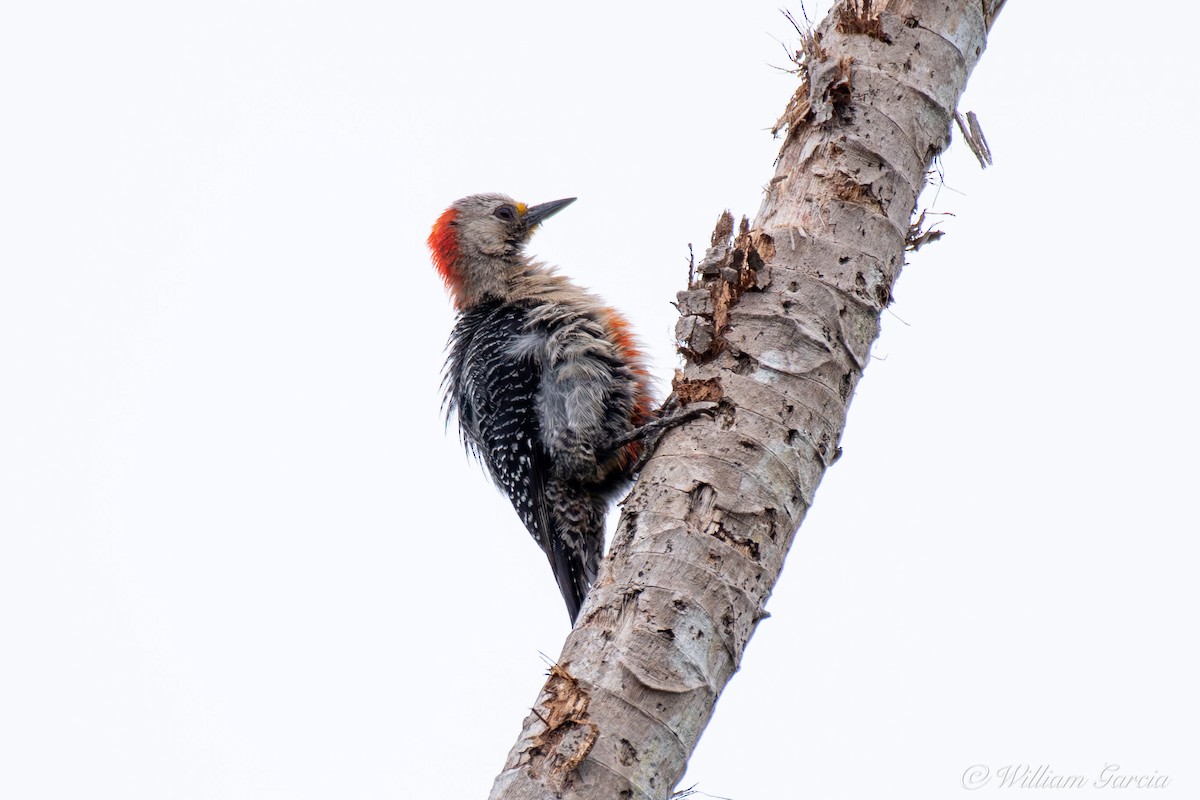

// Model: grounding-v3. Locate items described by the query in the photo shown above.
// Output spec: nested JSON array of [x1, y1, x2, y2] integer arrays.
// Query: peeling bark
[[489, 1, 1003, 797]]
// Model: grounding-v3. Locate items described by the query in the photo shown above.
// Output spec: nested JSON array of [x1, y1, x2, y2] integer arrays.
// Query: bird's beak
[[522, 197, 576, 228]]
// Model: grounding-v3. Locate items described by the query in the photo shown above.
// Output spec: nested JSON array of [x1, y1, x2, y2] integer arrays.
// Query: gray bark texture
[[489, 1, 1004, 797]]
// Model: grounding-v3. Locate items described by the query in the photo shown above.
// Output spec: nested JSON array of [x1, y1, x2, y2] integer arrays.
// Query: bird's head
[[428, 193, 576, 309]]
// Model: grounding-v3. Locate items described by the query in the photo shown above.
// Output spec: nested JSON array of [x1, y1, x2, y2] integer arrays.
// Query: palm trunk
[[489, 1, 1005, 797]]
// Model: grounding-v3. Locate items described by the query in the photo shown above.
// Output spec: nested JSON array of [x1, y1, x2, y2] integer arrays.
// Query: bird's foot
[[613, 399, 718, 474]]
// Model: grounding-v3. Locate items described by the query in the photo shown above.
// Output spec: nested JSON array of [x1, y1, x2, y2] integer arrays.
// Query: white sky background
[[2, 2, 1197, 798]]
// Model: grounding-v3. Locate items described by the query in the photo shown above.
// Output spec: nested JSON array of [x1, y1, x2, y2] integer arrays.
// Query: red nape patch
[[427, 207, 462, 306]]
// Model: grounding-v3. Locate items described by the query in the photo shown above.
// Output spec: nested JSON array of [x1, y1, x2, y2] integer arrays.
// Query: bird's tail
[[543, 482, 606, 624]]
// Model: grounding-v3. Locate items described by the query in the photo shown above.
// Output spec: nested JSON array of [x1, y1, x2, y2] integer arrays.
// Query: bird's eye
[[493, 204, 518, 222]]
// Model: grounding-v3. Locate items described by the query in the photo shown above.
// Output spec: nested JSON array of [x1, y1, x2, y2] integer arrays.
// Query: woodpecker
[[429, 193, 654, 624]]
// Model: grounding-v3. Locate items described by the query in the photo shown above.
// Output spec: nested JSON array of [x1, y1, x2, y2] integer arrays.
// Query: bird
[[428, 193, 655, 623]]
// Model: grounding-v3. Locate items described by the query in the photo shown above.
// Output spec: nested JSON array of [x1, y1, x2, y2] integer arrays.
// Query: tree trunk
[[489, 1, 1005, 797]]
